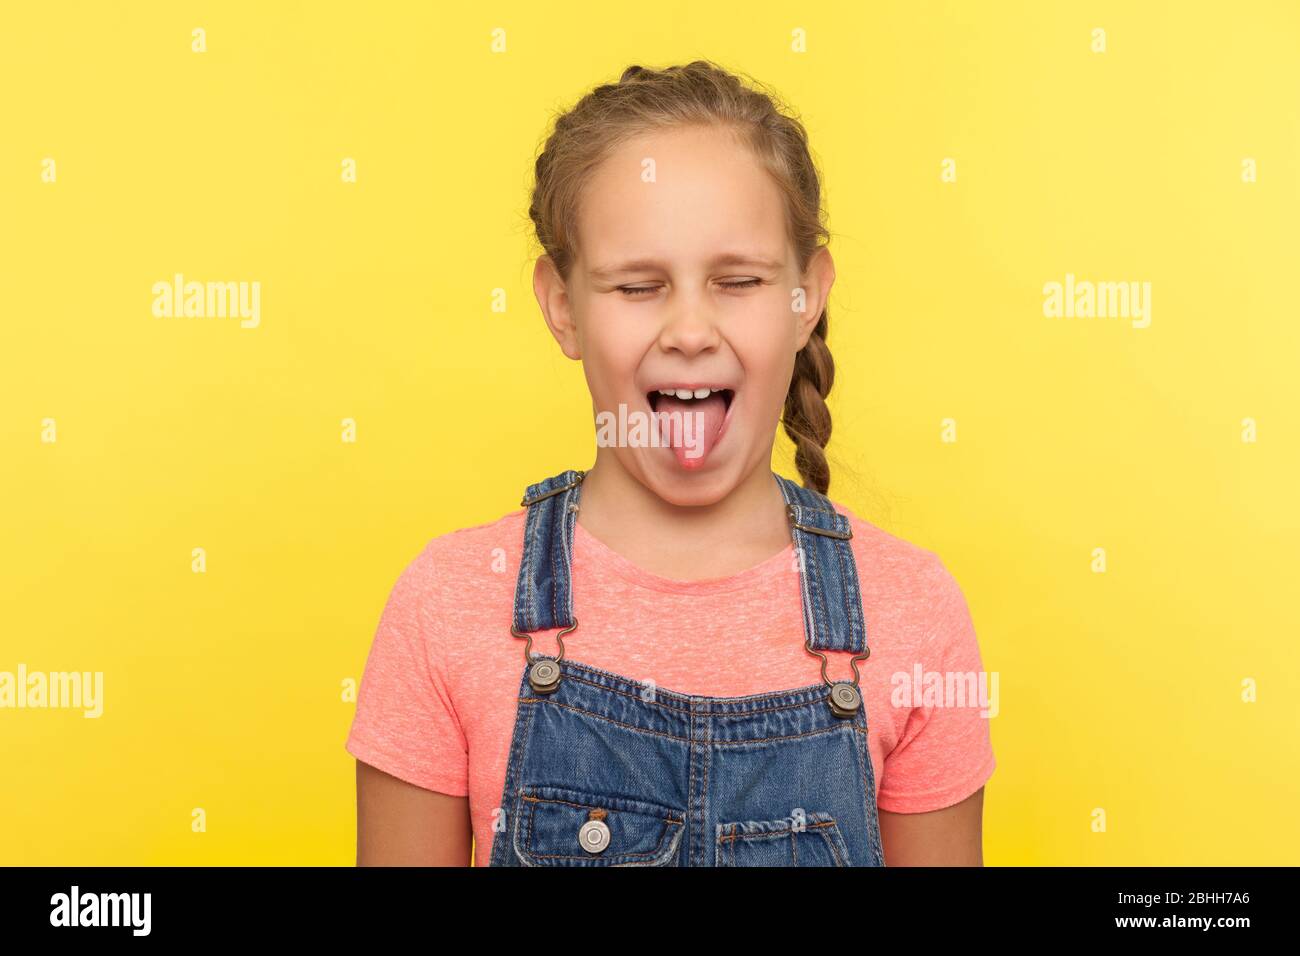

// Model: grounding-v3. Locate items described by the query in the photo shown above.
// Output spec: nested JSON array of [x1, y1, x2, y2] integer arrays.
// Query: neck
[[575, 450, 794, 580]]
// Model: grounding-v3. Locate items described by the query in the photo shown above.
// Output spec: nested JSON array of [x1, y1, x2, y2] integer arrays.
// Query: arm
[[356, 759, 472, 866], [878, 786, 984, 866]]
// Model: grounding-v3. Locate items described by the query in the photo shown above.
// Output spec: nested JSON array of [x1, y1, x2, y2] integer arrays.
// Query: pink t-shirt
[[346, 501, 996, 866]]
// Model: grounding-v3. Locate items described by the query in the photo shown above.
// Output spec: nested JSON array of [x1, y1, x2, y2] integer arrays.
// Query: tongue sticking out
[[654, 393, 728, 468]]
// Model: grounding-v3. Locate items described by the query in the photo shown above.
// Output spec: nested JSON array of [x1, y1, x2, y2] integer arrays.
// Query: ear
[[794, 246, 835, 350], [534, 254, 581, 360]]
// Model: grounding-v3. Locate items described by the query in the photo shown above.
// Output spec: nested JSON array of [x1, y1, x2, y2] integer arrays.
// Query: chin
[[635, 453, 744, 508]]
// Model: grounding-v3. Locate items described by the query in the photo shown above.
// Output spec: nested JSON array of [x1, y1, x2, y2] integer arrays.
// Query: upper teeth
[[658, 388, 722, 399]]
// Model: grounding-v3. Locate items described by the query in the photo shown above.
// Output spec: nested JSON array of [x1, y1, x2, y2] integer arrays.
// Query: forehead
[[575, 125, 790, 270]]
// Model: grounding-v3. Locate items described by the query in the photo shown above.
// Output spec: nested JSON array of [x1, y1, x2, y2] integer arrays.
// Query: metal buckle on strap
[[786, 503, 853, 539], [510, 619, 578, 694], [805, 639, 870, 718], [520, 471, 586, 507]]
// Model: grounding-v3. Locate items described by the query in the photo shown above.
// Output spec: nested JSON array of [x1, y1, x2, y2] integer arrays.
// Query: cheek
[[580, 328, 643, 397], [733, 326, 798, 412], [754, 362, 795, 418]]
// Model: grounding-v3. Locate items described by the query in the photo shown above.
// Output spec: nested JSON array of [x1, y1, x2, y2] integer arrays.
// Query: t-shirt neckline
[[572, 518, 795, 595]]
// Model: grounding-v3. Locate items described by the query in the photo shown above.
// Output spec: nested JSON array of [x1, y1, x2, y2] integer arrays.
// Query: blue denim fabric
[[490, 469, 884, 866]]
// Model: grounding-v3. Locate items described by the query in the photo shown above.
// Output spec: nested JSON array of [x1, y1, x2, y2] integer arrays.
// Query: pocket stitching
[[513, 787, 685, 866], [715, 813, 849, 867]]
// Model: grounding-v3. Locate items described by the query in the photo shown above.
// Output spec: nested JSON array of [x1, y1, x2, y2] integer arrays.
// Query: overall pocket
[[512, 785, 685, 867], [715, 811, 851, 867]]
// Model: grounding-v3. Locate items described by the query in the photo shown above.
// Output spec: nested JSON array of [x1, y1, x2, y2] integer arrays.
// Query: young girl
[[347, 60, 994, 867]]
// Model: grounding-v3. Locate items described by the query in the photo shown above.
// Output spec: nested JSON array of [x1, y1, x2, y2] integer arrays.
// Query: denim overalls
[[488, 468, 885, 867]]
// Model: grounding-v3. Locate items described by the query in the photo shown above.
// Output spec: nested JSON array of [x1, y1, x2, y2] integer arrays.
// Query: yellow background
[[2, 1, 1297, 865]]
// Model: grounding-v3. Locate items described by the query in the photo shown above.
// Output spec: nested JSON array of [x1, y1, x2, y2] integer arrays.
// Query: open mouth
[[644, 386, 736, 467], [646, 387, 734, 414]]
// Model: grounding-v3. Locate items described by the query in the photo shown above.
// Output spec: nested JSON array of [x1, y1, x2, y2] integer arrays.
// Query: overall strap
[[511, 467, 867, 656], [774, 473, 868, 654], [512, 469, 585, 633]]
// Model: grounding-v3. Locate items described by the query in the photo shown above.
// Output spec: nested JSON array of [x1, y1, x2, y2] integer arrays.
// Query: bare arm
[[878, 786, 984, 866], [355, 759, 472, 866]]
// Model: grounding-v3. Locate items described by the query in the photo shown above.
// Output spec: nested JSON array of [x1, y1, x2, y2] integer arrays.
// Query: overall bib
[[487, 469, 885, 867]]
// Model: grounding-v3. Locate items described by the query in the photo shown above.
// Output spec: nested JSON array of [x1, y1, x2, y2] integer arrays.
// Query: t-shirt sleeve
[[345, 543, 470, 797], [876, 554, 996, 814]]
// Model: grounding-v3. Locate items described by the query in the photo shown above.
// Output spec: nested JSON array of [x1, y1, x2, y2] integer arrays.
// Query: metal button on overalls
[[829, 682, 863, 718], [527, 659, 560, 694], [490, 469, 885, 867], [578, 819, 610, 853]]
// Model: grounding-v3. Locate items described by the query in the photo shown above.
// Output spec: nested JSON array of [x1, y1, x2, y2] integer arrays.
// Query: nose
[[656, 289, 721, 357]]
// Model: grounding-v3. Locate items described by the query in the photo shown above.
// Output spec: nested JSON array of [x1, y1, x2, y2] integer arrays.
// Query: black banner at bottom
[[0, 865, 1281, 942]]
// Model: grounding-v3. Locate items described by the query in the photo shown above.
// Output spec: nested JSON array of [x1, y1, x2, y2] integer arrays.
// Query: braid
[[783, 307, 834, 495]]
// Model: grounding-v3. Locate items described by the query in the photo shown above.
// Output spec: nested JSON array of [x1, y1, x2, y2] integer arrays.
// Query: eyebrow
[[587, 252, 785, 281]]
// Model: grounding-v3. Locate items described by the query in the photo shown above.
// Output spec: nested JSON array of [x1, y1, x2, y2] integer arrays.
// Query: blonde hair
[[528, 59, 838, 494]]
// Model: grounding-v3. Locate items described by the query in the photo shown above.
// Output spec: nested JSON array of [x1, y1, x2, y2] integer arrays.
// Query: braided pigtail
[[783, 307, 835, 495]]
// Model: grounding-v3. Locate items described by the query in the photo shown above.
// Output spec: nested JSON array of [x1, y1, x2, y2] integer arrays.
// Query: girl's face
[[537, 123, 832, 507]]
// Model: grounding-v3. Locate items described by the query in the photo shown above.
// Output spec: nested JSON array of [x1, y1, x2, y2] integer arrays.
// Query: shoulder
[[385, 507, 528, 611], [827, 500, 972, 645], [422, 507, 528, 563], [828, 500, 952, 595]]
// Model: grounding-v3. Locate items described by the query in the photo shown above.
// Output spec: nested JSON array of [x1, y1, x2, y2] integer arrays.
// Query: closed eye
[[617, 278, 762, 297]]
